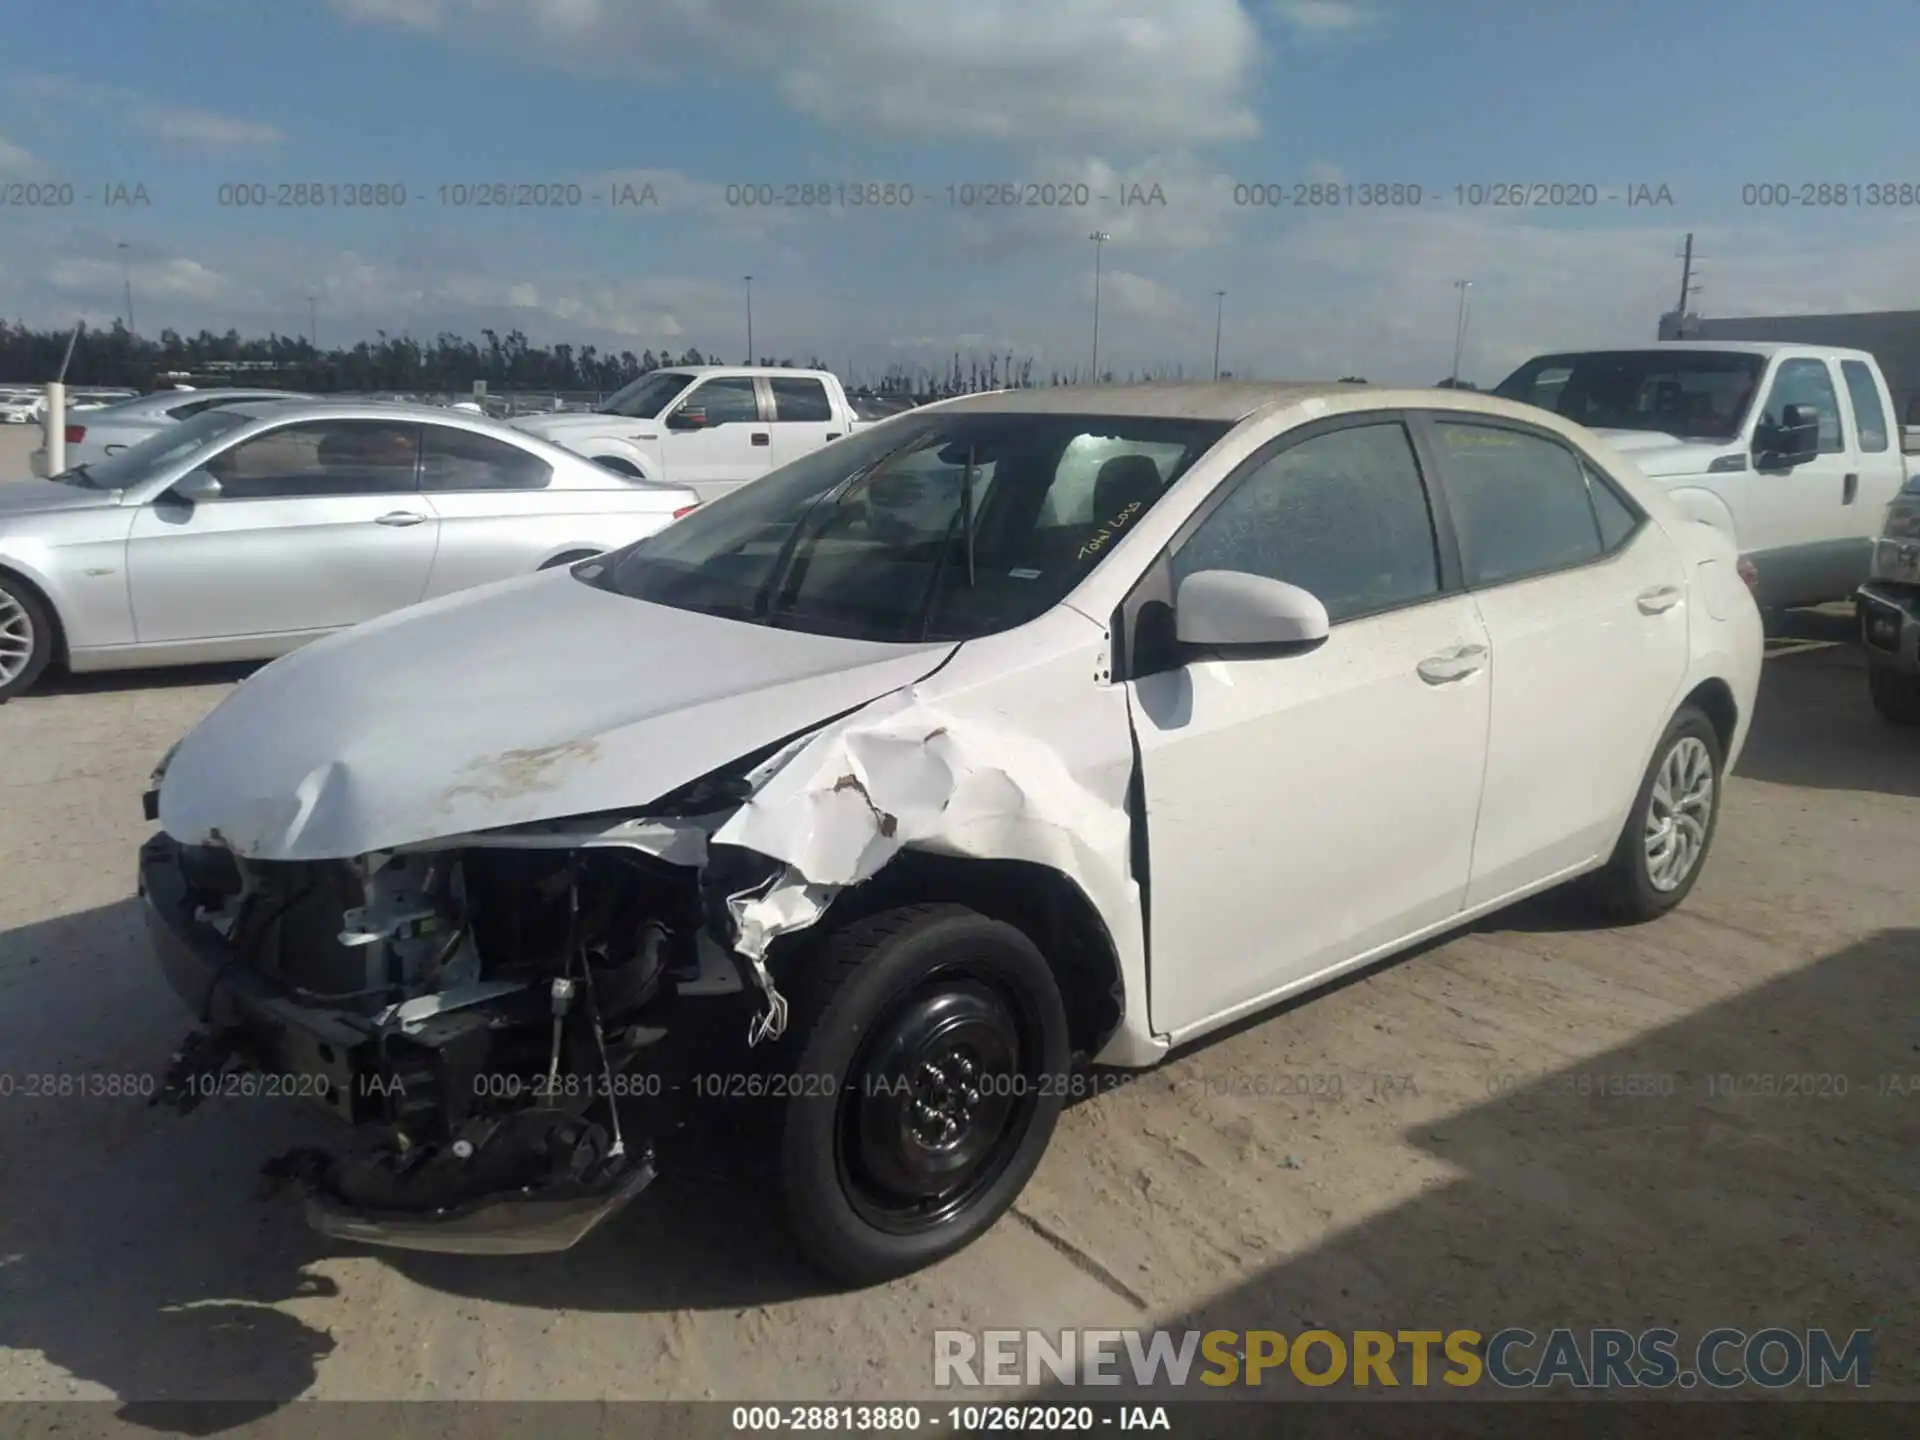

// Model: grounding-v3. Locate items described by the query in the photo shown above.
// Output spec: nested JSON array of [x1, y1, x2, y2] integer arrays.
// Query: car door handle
[[1416, 644, 1487, 684], [1636, 584, 1682, 614], [750, 432, 770, 446], [374, 511, 428, 526], [825, 433, 841, 440], [1843, 472, 1859, 504]]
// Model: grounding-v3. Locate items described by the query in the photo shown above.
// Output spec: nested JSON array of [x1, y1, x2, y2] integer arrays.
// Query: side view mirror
[[1756, 403, 1821, 469], [666, 406, 708, 431], [170, 469, 223, 503], [1174, 569, 1330, 650]]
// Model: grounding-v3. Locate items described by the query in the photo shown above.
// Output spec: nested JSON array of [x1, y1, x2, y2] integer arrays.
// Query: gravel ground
[[1, 424, 1915, 1415]]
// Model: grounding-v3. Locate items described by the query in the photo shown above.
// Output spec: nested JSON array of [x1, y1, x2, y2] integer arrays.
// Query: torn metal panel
[[708, 611, 1154, 1062]]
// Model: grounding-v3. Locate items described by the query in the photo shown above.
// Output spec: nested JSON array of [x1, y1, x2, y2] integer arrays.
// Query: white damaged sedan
[[140, 382, 1762, 1282]]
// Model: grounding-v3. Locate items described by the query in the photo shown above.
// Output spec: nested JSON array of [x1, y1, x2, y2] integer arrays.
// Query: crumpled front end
[[139, 610, 1144, 1255], [139, 819, 757, 1253]]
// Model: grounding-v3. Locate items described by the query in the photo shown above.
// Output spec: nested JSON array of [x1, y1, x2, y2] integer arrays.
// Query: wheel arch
[[1679, 675, 1739, 760], [0, 561, 69, 668], [789, 851, 1126, 1060]]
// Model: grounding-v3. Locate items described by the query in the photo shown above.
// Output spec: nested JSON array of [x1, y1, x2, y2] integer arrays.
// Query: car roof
[[923, 380, 1584, 426], [221, 398, 516, 425], [1525, 341, 1879, 362]]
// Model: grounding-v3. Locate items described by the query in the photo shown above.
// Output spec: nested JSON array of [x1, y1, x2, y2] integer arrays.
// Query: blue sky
[[2, 0, 1916, 384]]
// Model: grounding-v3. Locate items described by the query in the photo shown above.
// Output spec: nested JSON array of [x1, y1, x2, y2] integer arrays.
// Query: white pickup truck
[[1494, 342, 1910, 609], [509, 366, 867, 502]]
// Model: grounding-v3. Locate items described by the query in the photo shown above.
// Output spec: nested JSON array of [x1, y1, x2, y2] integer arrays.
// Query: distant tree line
[[0, 318, 1433, 399]]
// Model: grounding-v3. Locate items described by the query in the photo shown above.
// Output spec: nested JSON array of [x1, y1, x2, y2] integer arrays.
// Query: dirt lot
[[1, 423, 1916, 1415]]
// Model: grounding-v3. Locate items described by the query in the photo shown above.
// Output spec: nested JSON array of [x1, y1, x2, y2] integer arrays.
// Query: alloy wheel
[[0, 590, 35, 689], [1643, 735, 1714, 892]]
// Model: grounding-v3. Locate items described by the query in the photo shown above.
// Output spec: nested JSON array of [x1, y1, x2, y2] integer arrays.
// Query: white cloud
[[329, 0, 1263, 149], [0, 134, 33, 172], [1273, 0, 1380, 34], [10, 77, 284, 151]]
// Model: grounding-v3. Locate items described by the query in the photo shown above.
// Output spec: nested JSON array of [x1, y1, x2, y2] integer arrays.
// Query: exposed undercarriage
[[142, 821, 789, 1253]]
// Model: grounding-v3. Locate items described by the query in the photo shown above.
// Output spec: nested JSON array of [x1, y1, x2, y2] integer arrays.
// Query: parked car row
[[0, 397, 698, 699], [132, 380, 1762, 1283]]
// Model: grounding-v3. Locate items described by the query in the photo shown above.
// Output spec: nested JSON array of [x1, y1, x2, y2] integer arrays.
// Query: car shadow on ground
[[1027, 927, 1920, 1423], [1735, 633, 1920, 799], [14, 660, 262, 699]]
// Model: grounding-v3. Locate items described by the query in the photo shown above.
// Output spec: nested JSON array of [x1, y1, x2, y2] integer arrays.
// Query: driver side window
[[1172, 421, 1441, 623], [202, 421, 421, 499], [676, 377, 760, 426], [1758, 359, 1846, 454]]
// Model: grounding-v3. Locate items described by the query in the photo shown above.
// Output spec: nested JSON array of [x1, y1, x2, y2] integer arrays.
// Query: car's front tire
[[1589, 706, 1724, 922], [771, 904, 1069, 1286], [1867, 665, 1920, 725], [0, 573, 54, 702]]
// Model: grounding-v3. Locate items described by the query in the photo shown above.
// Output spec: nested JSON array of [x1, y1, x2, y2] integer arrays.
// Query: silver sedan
[[0, 399, 699, 699]]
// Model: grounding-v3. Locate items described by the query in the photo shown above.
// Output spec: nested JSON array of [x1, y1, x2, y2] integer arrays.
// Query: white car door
[[763, 375, 843, 468], [659, 376, 771, 502], [1421, 414, 1692, 908], [1837, 358, 1909, 561], [1124, 416, 1493, 1041], [1748, 356, 1861, 604], [126, 418, 438, 644]]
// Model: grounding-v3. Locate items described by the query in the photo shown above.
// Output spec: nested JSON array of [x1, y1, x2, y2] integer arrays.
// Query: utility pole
[[117, 242, 136, 334], [1667, 233, 1704, 338], [1212, 289, 1226, 381], [743, 276, 754, 364], [1088, 232, 1110, 382], [1449, 279, 1473, 385]]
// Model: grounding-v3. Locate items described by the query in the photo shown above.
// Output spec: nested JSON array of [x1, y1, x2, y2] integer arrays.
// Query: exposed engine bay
[[142, 818, 790, 1253]]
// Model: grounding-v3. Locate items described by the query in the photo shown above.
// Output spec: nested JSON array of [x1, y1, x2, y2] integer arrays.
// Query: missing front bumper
[[304, 1146, 658, 1255]]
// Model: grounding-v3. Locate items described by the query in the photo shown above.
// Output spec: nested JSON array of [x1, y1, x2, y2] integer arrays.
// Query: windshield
[[589, 411, 1232, 642], [1494, 350, 1766, 441], [73, 407, 255, 488], [597, 371, 696, 419]]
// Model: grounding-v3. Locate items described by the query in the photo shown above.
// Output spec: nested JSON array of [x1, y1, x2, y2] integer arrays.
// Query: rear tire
[[0, 573, 54, 702], [1867, 665, 1920, 725], [1588, 706, 1724, 922], [769, 904, 1069, 1286]]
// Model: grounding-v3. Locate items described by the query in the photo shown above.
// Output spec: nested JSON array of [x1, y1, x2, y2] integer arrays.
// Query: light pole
[[1212, 289, 1227, 381], [1088, 231, 1110, 382], [308, 294, 318, 352], [743, 275, 754, 364], [117, 242, 136, 334], [1449, 279, 1473, 385]]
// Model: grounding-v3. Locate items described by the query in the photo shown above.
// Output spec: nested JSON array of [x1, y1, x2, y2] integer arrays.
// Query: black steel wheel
[[772, 904, 1069, 1285]]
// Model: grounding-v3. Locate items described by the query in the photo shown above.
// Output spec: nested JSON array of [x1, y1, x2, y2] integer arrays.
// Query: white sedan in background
[[139, 383, 1761, 1282], [0, 400, 698, 698]]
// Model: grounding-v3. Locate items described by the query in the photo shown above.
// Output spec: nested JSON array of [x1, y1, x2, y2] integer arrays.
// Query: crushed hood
[[1590, 428, 1742, 478], [157, 570, 955, 861]]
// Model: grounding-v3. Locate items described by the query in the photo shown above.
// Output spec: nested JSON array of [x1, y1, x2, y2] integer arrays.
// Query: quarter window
[[418, 425, 552, 490], [1172, 422, 1441, 623], [201, 420, 420, 499], [1840, 360, 1889, 453], [1437, 422, 1608, 586]]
